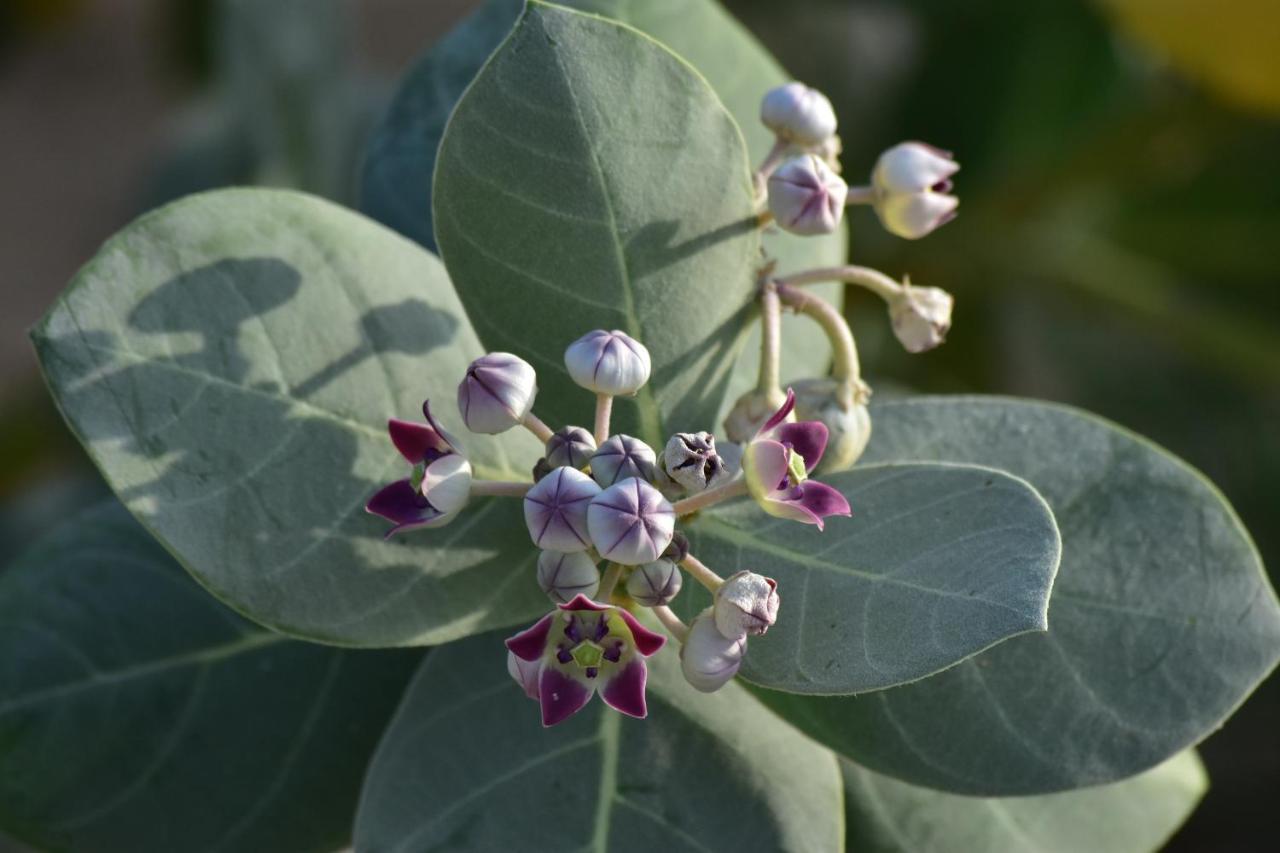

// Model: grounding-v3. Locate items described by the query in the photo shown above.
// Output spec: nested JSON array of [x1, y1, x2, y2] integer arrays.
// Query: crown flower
[[365, 401, 472, 537]]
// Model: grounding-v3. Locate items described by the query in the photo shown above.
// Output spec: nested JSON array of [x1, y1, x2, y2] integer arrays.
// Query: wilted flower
[[723, 387, 790, 444], [662, 431, 730, 494], [591, 434, 657, 487], [587, 478, 676, 565], [366, 401, 472, 537], [760, 82, 837, 147], [768, 154, 847, 236], [713, 571, 780, 640], [742, 389, 851, 529], [871, 142, 959, 240], [680, 608, 747, 693], [523, 466, 601, 552], [537, 550, 601, 604], [506, 594, 666, 726], [457, 352, 538, 434], [564, 329, 652, 396], [626, 559, 683, 607], [889, 281, 954, 353], [546, 425, 596, 470], [791, 377, 872, 472]]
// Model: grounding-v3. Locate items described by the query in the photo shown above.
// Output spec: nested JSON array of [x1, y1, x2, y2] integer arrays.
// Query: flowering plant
[[6, 2, 1277, 851]]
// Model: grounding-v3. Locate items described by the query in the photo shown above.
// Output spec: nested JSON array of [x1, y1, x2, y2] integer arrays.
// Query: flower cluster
[[367, 328, 850, 726]]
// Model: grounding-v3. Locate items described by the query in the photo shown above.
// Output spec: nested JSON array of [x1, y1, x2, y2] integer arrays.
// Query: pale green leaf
[[0, 501, 421, 852], [354, 632, 843, 852], [32, 187, 548, 647]]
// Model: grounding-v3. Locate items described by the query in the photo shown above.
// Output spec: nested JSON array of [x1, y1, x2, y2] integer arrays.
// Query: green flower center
[[786, 449, 808, 487]]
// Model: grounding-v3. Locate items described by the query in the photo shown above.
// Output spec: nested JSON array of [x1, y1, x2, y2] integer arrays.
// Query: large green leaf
[[32, 187, 548, 647], [0, 501, 421, 852], [354, 632, 843, 852], [758, 397, 1280, 795], [677, 463, 1060, 694], [433, 2, 760, 444], [842, 750, 1206, 853]]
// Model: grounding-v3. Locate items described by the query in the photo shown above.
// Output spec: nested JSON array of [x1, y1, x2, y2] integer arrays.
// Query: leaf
[[433, 2, 761, 445], [757, 397, 1280, 795], [0, 500, 422, 852], [842, 750, 1206, 853], [32, 187, 549, 647], [677, 462, 1061, 694], [354, 632, 843, 852]]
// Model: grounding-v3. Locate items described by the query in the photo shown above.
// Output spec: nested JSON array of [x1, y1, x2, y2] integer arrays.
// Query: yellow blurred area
[[1098, 0, 1280, 114]]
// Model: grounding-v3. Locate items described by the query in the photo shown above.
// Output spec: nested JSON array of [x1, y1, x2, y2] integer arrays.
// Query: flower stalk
[[593, 393, 613, 445], [681, 553, 726, 593], [522, 411, 554, 443], [597, 562, 623, 601], [774, 281, 862, 385], [671, 477, 749, 517], [775, 264, 902, 302], [757, 282, 783, 398], [652, 605, 690, 642], [470, 480, 532, 498]]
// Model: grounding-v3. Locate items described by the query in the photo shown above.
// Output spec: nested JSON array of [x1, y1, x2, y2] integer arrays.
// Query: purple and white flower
[[591, 434, 657, 487], [768, 154, 847, 236], [536, 550, 601, 604], [545, 425, 597, 470], [871, 142, 959, 240], [564, 329, 651, 396], [457, 352, 538, 434], [505, 594, 667, 726], [587, 478, 676, 565], [365, 401, 472, 537], [742, 389, 851, 529], [625, 559, 683, 607], [523, 467, 601, 552], [680, 608, 747, 693]]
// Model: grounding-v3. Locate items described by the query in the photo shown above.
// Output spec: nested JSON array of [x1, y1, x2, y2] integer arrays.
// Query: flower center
[[786, 449, 808, 487]]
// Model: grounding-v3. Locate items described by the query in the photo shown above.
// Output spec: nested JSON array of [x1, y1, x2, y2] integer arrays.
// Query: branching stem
[[774, 281, 862, 382], [672, 478, 749, 517]]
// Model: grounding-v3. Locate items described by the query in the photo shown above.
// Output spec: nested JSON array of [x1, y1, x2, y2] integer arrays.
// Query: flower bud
[[587, 478, 675, 566], [545, 426, 596, 470], [889, 281, 954, 353], [626, 559, 683, 607], [564, 329, 652, 396], [760, 82, 837, 147], [457, 352, 537, 434], [791, 378, 872, 472], [661, 431, 730, 494], [767, 154, 847, 236], [590, 434, 657, 487], [680, 608, 747, 693], [662, 530, 690, 564], [724, 388, 790, 444], [536, 550, 601, 604], [871, 142, 959, 240], [523, 466, 601, 552], [532, 457, 554, 483], [713, 571, 780, 641]]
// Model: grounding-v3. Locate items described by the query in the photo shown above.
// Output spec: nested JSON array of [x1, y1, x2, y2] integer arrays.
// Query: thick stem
[[652, 605, 690, 642], [844, 185, 876, 206], [681, 553, 725, 593], [593, 393, 613, 445], [469, 480, 531, 498], [671, 477, 749, 517], [775, 264, 903, 303], [775, 281, 862, 382], [752, 138, 790, 199], [757, 283, 783, 396], [521, 411, 554, 443], [597, 563, 623, 602]]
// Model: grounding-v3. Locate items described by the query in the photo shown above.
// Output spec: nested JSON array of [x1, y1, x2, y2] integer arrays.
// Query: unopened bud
[[590, 434, 657, 487], [724, 388, 790, 444], [871, 142, 959, 240], [564, 329, 652, 396], [662, 530, 690, 564], [457, 352, 537, 434], [662, 431, 730, 494], [546, 426, 596, 470], [536, 550, 601, 604], [680, 609, 747, 693], [768, 154, 847, 236], [587, 478, 675, 566], [889, 281, 954, 353], [791, 378, 872, 472], [713, 570, 780, 641], [760, 82, 837, 147], [523, 466, 600, 552], [626, 559, 683, 607]]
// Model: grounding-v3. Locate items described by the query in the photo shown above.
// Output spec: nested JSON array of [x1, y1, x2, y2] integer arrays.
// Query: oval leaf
[[355, 632, 843, 852], [0, 501, 421, 852], [433, 1, 760, 444], [759, 397, 1280, 794], [678, 462, 1061, 693], [32, 188, 548, 646]]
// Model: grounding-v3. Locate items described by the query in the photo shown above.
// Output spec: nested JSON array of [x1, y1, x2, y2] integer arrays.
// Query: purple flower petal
[[421, 401, 461, 453], [561, 593, 611, 613], [505, 613, 554, 662], [539, 666, 594, 727], [387, 419, 435, 464], [507, 651, 542, 700], [776, 420, 829, 472], [789, 480, 852, 530], [615, 609, 667, 657], [744, 439, 790, 497], [758, 388, 797, 436], [365, 479, 444, 537], [600, 660, 648, 719]]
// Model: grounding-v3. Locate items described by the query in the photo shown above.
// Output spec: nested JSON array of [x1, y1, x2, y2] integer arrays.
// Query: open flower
[[505, 594, 666, 726], [742, 389, 851, 529], [870, 141, 959, 240], [366, 401, 472, 537]]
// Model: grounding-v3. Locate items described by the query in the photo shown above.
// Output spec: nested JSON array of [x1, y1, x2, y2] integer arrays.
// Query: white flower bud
[[791, 378, 872, 473], [871, 142, 959, 240], [564, 329, 651, 396], [661, 431, 730, 494], [590, 434, 657, 487], [457, 352, 537, 434], [723, 388, 790, 444], [760, 82, 837, 147], [680, 608, 747, 693], [626, 559, 683, 607], [523, 466, 601, 552], [713, 570, 780, 641], [587, 478, 675, 566], [768, 154, 847, 236], [889, 281, 954, 353], [545, 426, 596, 470], [536, 550, 601, 604]]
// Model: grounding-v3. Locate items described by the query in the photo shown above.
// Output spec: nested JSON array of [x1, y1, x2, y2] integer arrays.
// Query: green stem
[[775, 264, 903, 303], [757, 282, 783, 396], [651, 605, 690, 642], [680, 553, 725, 593], [774, 282, 862, 382], [671, 478, 749, 517], [597, 563, 623, 602]]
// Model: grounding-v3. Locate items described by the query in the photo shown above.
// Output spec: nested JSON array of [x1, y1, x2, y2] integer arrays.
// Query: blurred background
[[1, 0, 1275, 849]]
